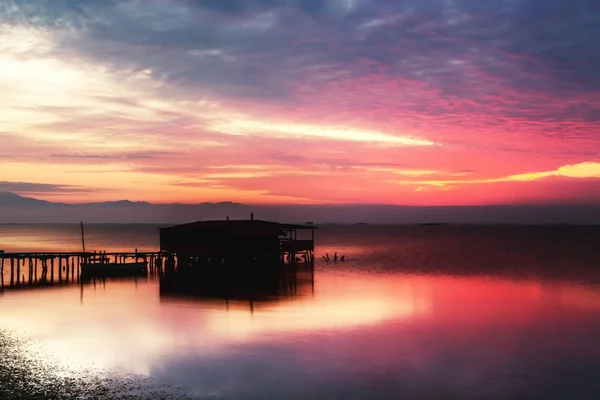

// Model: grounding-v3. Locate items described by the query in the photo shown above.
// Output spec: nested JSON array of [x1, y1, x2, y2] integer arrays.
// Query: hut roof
[[159, 219, 317, 231]]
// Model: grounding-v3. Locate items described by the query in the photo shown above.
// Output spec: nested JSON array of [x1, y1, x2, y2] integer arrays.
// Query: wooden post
[[10, 258, 14, 287], [1, 257, 4, 290], [16, 258, 21, 286], [80, 222, 86, 253], [50, 258, 54, 283]]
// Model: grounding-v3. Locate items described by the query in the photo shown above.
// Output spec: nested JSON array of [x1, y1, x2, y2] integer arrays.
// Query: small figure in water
[[340, 255, 345, 261], [334, 252, 338, 262]]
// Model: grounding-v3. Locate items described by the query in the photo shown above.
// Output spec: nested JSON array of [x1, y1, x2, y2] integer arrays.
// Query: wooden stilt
[[16, 258, 21, 285]]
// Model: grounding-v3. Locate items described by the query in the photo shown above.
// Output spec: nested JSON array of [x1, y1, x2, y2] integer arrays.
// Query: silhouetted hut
[[159, 217, 316, 266]]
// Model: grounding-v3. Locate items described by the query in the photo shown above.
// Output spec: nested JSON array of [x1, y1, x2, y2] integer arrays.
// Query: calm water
[[2, 224, 600, 399]]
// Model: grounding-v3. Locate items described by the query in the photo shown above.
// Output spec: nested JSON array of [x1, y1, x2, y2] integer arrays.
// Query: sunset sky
[[1, 0, 599, 205]]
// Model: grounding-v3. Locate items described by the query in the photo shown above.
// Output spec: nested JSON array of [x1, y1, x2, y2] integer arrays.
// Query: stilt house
[[159, 215, 316, 265]]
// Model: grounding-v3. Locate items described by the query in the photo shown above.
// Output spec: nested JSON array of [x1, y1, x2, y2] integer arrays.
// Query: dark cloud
[[188, 0, 249, 13], [499, 0, 600, 91], [0, 181, 99, 193], [2, 0, 599, 135]]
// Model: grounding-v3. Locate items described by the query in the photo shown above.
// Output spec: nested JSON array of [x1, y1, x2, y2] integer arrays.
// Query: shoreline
[[0, 330, 191, 400]]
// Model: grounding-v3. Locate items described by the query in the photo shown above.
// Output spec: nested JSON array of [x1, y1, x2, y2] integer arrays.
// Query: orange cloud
[[400, 162, 600, 189]]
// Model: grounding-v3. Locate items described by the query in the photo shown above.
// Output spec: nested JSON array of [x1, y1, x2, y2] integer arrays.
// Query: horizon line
[[2, 191, 600, 208]]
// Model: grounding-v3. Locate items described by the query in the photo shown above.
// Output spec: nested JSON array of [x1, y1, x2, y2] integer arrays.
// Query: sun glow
[[206, 116, 436, 146]]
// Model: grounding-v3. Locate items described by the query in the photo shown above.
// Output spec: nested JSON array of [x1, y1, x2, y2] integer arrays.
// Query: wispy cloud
[[0, 181, 99, 194], [401, 162, 600, 188], [205, 115, 436, 146]]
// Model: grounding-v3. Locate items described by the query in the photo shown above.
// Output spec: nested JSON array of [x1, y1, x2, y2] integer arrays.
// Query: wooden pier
[[1, 219, 318, 293], [0, 250, 169, 291]]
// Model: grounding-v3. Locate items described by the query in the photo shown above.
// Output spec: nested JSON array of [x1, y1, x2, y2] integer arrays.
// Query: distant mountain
[[1, 192, 600, 224], [0, 192, 252, 223], [83, 199, 152, 207], [0, 192, 54, 206]]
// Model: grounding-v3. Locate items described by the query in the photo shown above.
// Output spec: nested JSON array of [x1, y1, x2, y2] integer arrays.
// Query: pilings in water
[[0, 253, 82, 289], [0, 249, 313, 293], [0, 251, 169, 291]]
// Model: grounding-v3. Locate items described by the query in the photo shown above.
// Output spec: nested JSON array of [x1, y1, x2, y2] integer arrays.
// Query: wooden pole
[[80, 221, 86, 253]]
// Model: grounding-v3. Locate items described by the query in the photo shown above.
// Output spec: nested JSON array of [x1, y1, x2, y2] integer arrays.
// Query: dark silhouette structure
[[159, 218, 316, 266]]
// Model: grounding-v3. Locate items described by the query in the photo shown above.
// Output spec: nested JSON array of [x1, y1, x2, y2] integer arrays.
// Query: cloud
[[205, 115, 436, 146], [401, 162, 600, 188], [0, 0, 599, 205], [4, 0, 600, 108], [0, 181, 98, 194]]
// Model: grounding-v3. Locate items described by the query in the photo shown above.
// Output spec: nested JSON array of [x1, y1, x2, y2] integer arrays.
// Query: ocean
[[2, 224, 600, 399]]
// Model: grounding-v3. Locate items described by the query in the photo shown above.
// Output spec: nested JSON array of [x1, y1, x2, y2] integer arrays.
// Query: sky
[[0, 0, 599, 206]]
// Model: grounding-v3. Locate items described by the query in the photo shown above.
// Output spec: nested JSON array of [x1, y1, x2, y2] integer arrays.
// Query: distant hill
[[0, 192, 54, 206], [1, 192, 600, 224], [0, 192, 252, 223]]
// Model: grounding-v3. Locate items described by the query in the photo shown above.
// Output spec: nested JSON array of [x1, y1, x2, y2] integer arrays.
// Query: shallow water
[[2, 224, 600, 399]]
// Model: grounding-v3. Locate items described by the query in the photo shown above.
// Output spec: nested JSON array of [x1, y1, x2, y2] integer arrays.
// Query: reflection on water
[[159, 265, 315, 304], [1, 225, 600, 398], [2, 272, 600, 398]]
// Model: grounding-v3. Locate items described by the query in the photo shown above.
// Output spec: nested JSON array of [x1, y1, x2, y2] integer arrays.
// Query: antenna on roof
[[250, 212, 254, 220]]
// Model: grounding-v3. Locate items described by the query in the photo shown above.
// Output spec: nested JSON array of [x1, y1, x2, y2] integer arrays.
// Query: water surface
[[2, 224, 600, 399]]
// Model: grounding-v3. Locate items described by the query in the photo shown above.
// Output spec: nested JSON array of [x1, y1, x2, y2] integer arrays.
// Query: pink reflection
[[0, 272, 599, 382]]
